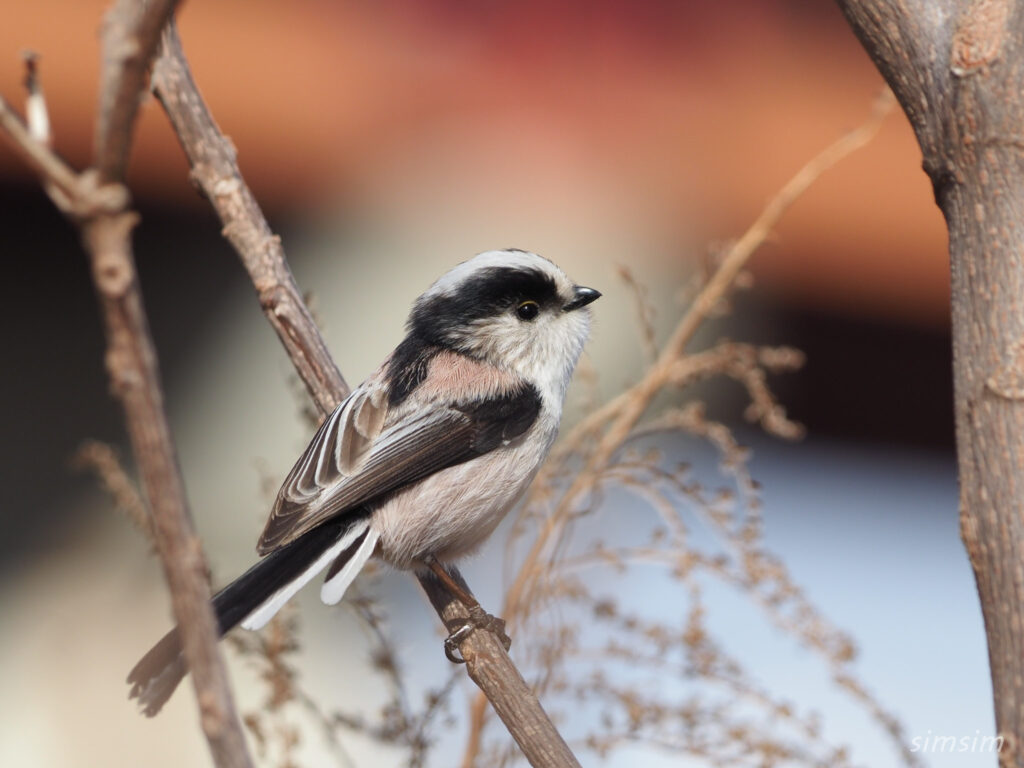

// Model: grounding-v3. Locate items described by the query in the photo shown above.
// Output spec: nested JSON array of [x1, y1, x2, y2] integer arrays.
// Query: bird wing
[[257, 379, 541, 554]]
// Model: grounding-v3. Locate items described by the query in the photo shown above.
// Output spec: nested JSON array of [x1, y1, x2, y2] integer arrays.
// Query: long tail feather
[[321, 527, 379, 605], [239, 521, 369, 631], [127, 512, 371, 716]]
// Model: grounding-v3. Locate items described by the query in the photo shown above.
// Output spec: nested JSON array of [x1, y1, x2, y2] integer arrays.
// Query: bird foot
[[444, 604, 512, 663]]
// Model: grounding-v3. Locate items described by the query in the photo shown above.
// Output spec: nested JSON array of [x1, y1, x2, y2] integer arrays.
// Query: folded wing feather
[[256, 379, 542, 555]]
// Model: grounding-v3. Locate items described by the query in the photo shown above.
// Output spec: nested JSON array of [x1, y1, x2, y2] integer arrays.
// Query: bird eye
[[516, 300, 540, 321]]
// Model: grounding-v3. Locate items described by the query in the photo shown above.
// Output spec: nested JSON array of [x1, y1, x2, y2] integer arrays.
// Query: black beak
[[564, 286, 601, 312]]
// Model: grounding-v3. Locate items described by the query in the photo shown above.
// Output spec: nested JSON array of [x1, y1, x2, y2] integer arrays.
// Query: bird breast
[[371, 413, 556, 569]]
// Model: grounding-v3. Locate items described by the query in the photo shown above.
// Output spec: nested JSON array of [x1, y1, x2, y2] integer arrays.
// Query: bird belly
[[371, 434, 549, 569]]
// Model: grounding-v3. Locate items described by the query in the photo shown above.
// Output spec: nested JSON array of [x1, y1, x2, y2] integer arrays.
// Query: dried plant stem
[[658, 91, 896, 370], [0, 4, 253, 767], [71, 440, 152, 542], [505, 87, 895, 622], [458, 88, 895, 767], [152, 21, 579, 768]]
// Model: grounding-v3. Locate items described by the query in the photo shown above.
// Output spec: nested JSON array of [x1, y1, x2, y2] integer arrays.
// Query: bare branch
[[152, 19, 576, 768], [22, 51, 52, 146], [0, 93, 85, 207], [0, 9, 254, 767], [81, 211, 252, 768], [421, 571, 582, 768], [94, 0, 183, 183]]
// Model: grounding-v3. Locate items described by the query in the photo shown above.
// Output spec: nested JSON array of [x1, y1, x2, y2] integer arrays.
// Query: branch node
[[212, 177, 241, 197], [200, 689, 225, 736], [75, 169, 133, 218], [104, 347, 143, 394], [950, 0, 1010, 77], [986, 336, 1024, 399], [258, 283, 288, 313]]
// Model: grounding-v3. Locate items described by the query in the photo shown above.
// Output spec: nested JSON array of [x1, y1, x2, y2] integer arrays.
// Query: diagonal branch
[[0, 94, 81, 200], [151, 20, 349, 414], [81, 209, 253, 768], [0, 5, 253, 767], [151, 20, 579, 768], [95, 0, 183, 183]]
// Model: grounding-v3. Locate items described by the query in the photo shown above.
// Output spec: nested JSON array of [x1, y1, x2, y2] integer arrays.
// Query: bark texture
[[82, 210, 253, 768], [837, 2, 1024, 764]]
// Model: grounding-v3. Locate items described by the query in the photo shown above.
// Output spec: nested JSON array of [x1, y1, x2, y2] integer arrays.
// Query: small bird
[[128, 249, 599, 715]]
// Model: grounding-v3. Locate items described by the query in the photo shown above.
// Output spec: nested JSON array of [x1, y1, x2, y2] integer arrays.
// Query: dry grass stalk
[[71, 440, 153, 543], [452, 87, 913, 767], [228, 87, 913, 768]]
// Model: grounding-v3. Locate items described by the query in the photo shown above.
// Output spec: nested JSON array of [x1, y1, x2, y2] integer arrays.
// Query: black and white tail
[[127, 514, 378, 716]]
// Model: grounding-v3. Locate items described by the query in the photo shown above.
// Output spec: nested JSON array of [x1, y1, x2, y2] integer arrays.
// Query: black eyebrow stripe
[[408, 267, 560, 347]]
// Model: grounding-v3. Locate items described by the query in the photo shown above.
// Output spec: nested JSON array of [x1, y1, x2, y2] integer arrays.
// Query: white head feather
[[415, 250, 593, 406]]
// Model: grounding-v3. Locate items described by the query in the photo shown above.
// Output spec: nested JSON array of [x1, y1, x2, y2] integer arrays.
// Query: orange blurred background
[[1, 0, 947, 325]]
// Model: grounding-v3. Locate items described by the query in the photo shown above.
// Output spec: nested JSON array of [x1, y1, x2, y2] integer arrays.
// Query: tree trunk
[[836, 2, 1024, 764]]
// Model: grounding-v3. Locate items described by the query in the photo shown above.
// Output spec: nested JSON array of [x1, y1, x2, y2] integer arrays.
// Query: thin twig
[[22, 51, 51, 146], [0, 94, 83, 204], [71, 440, 153, 543], [617, 266, 658, 366]]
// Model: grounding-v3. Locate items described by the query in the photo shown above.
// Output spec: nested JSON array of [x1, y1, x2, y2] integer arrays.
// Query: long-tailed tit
[[127, 249, 599, 715]]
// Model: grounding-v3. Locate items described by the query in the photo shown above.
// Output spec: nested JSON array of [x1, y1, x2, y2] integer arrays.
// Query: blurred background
[[0, 1, 985, 767]]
